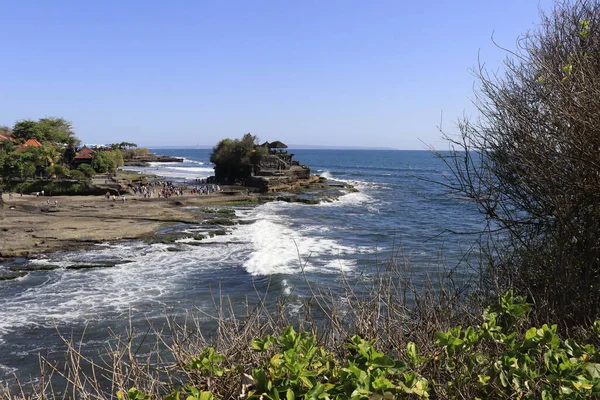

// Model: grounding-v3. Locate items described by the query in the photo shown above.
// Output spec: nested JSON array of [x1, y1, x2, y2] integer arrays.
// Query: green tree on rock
[[210, 133, 267, 183]]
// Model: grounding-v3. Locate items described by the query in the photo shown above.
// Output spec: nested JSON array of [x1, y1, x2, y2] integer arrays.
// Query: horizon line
[[143, 144, 437, 151]]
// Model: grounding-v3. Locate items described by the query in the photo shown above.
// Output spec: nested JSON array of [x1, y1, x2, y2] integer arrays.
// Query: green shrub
[[67, 169, 86, 181], [78, 163, 95, 177], [155, 292, 600, 399]]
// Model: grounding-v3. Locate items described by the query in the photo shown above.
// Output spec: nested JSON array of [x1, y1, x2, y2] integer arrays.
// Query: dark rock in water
[[10, 264, 61, 272], [124, 161, 150, 167], [125, 155, 183, 163], [66, 263, 115, 270], [204, 218, 236, 226], [275, 196, 319, 205], [166, 247, 183, 252], [0, 271, 27, 281]]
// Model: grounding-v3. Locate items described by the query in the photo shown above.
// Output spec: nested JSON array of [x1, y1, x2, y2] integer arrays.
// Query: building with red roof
[[73, 146, 96, 164], [15, 138, 43, 153], [22, 138, 42, 147]]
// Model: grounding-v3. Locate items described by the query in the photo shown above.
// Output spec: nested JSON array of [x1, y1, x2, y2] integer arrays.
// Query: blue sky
[[0, 0, 553, 149]]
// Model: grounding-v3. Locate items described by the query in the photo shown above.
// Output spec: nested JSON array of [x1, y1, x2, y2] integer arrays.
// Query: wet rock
[[0, 271, 28, 281], [66, 263, 115, 270], [9, 264, 61, 272], [204, 218, 236, 226]]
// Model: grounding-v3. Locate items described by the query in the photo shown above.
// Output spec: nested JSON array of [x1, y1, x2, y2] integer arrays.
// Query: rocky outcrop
[[246, 174, 321, 193], [124, 155, 183, 165]]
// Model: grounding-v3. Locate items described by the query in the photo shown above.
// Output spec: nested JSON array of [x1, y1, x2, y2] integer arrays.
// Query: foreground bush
[[138, 291, 598, 399], [7, 287, 600, 399]]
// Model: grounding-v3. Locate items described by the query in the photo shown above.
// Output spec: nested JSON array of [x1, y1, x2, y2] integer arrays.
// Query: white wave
[[0, 362, 16, 374], [323, 259, 357, 270], [164, 166, 214, 174], [0, 241, 246, 340], [121, 164, 214, 180], [147, 161, 181, 167], [318, 171, 388, 190], [281, 279, 292, 296], [318, 191, 375, 209], [227, 202, 364, 276], [0, 198, 370, 343], [182, 158, 206, 165]]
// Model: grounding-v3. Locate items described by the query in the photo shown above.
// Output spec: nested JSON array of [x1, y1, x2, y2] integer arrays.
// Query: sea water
[[0, 149, 484, 385]]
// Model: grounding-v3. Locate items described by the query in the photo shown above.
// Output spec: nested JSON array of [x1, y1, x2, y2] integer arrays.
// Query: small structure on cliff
[[249, 140, 311, 192], [210, 134, 313, 192]]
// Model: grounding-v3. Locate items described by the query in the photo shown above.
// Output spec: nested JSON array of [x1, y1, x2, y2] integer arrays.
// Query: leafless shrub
[[436, 0, 600, 328]]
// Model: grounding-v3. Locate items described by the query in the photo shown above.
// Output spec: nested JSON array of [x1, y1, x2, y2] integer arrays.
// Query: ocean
[[0, 149, 484, 386]]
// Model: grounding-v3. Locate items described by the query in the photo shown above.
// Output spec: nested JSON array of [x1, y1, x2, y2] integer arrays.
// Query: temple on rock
[[248, 140, 312, 192]]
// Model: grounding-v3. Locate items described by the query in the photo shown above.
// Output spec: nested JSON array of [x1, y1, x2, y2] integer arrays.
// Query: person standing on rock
[[0, 191, 4, 220]]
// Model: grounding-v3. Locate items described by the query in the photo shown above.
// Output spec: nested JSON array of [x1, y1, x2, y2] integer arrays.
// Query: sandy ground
[[0, 192, 254, 258]]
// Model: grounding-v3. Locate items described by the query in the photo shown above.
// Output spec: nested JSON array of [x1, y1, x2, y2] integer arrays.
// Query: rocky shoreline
[[0, 177, 355, 280]]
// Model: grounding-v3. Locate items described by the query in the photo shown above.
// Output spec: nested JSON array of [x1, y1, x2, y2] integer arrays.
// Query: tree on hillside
[[210, 133, 267, 182], [37, 144, 63, 169], [440, 0, 600, 327], [78, 163, 95, 178], [37, 117, 80, 146], [12, 120, 42, 142], [4, 150, 37, 180], [11, 117, 80, 146], [92, 149, 123, 173], [0, 126, 12, 137]]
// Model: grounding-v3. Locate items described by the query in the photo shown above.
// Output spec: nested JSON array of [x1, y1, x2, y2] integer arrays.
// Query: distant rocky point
[[124, 153, 183, 166]]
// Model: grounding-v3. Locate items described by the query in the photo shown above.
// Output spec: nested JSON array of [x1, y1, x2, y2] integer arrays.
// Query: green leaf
[[198, 392, 215, 400], [478, 375, 491, 386], [371, 355, 395, 368], [406, 342, 418, 364], [286, 388, 295, 400], [525, 327, 537, 340], [585, 363, 600, 379]]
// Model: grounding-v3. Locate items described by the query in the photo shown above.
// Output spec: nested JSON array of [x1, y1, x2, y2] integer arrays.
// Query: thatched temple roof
[[268, 141, 288, 149]]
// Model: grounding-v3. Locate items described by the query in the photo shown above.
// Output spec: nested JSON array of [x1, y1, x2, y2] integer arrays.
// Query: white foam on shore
[[0, 362, 16, 375], [120, 163, 214, 180], [321, 191, 374, 208], [0, 241, 243, 340], [319, 171, 389, 190], [182, 158, 206, 165], [0, 196, 370, 343], [227, 201, 365, 276], [164, 166, 214, 174]]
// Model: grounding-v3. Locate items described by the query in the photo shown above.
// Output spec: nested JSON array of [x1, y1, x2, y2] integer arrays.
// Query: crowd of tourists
[[121, 180, 221, 199]]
